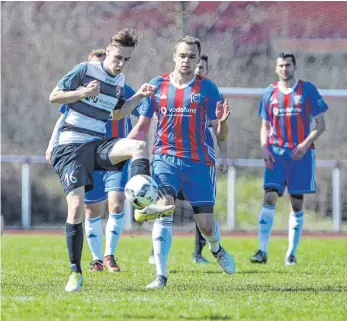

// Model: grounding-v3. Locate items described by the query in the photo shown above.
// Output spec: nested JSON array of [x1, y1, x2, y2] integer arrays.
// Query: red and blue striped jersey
[[59, 84, 137, 139], [139, 73, 221, 165], [258, 79, 328, 148]]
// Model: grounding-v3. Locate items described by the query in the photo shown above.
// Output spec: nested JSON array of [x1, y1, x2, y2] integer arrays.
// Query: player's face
[[173, 43, 200, 76], [276, 57, 296, 81], [195, 60, 208, 76], [89, 55, 106, 63], [104, 44, 134, 75]]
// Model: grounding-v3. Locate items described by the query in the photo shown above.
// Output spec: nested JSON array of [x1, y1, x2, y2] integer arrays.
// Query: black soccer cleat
[[285, 254, 297, 266], [250, 249, 268, 264]]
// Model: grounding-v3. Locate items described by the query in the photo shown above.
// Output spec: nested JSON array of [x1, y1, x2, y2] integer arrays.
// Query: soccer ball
[[124, 175, 158, 209]]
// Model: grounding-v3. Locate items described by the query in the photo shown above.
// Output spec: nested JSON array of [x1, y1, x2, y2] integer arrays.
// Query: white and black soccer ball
[[124, 175, 159, 209]]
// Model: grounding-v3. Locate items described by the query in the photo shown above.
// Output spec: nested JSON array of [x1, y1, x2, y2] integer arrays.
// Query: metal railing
[[1, 155, 345, 231]]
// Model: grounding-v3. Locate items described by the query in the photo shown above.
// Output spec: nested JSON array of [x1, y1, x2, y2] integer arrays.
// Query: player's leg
[[84, 171, 107, 272], [98, 137, 174, 217], [250, 147, 286, 264], [51, 143, 95, 292], [182, 161, 235, 274], [103, 165, 129, 272], [285, 149, 316, 265], [146, 154, 179, 289]]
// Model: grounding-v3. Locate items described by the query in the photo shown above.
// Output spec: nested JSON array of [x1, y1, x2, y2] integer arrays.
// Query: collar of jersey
[[100, 62, 117, 78], [277, 78, 299, 94], [169, 73, 196, 89]]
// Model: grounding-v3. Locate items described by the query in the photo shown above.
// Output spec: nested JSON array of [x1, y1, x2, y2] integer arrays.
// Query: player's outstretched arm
[[49, 81, 100, 104], [113, 83, 157, 120], [127, 115, 152, 141], [45, 114, 64, 164]]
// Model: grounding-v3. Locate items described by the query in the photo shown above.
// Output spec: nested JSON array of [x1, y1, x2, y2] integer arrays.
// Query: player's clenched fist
[[216, 99, 230, 123], [137, 83, 157, 97], [84, 80, 100, 97]]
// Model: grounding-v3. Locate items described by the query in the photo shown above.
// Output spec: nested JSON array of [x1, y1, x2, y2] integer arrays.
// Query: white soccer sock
[[202, 221, 220, 253], [85, 216, 103, 261], [152, 216, 173, 278], [287, 211, 304, 257], [104, 212, 125, 257], [258, 205, 275, 252]]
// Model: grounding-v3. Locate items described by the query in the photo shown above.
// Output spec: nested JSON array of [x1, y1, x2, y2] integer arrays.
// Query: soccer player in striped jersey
[[48, 29, 173, 292], [250, 52, 328, 266], [128, 36, 235, 288], [46, 49, 140, 274], [147, 54, 229, 265]]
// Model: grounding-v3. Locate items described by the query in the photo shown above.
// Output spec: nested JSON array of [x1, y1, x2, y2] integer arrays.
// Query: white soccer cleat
[[64, 272, 84, 292], [213, 246, 236, 274], [134, 204, 175, 223], [146, 275, 167, 289]]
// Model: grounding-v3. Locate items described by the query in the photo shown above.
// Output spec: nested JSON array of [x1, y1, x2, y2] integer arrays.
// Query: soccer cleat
[[146, 275, 167, 289], [104, 255, 120, 272], [193, 254, 210, 264], [148, 254, 155, 265], [64, 272, 84, 292], [285, 254, 297, 266], [134, 204, 175, 223], [250, 249, 268, 264], [89, 260, 104, 272], [213, 246, 235, 274]]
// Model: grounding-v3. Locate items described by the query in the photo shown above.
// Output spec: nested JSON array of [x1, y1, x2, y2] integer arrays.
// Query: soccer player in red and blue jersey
[[128, 36, 235, 288], [251, 52, 328, 266]]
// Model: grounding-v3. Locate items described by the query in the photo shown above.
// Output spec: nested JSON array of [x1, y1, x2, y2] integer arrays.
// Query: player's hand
[[216, 99, 230, 123], [291, 143, 308, 160], [263, 145, 275, 169], [45, 143, 54, 165], [218, 158, 228, 174], [84, 80, 100, 97], [137, 83, 157, 97]]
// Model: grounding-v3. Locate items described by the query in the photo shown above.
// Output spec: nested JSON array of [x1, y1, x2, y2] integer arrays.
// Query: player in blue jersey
[[128, 36, 235, 289], [47, 49, 139, 274], [48, 29, 174, 292], [250, 52, 328, 266], [146, 54, 229, 265]]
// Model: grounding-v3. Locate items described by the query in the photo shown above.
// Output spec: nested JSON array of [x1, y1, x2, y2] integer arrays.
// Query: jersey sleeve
[[205, 79, 221, 121], [137, 78, 159, 118], [258, 93, 270, 120], [59, 104, 68, 114], [56, 63, 88, 91], [308, 82, 328, 116]]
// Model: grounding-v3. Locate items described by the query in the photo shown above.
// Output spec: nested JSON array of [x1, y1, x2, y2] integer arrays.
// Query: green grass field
[[2, 234, 347, 321]]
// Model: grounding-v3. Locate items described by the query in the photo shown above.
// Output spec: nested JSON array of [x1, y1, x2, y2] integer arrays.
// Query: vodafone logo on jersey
[[161, 106, 167, 115]]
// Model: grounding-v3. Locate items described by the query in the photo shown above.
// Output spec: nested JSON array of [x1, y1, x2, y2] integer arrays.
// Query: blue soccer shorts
[[84, 161, 130, 204], [264, 145, 316, 196], [151, 153, 215, 206]]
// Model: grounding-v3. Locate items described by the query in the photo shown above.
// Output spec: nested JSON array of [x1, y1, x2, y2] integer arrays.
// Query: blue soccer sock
[[152, 216, 173, 278], [258, 205, 275, 253], [85, 216, 103, 261], [104, 212, 124, 257], [287, 211, 304, 257]]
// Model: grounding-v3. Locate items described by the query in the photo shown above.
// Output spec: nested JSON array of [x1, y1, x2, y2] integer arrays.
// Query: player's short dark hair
[[109, 28, 140, 48], [175, 35, 201, 55], [277, 52, 296, 66], [88, 49, 106, 61], [200, 53, 209, 70]]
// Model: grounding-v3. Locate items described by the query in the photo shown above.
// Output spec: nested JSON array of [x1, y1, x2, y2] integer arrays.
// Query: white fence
[[1, 155, 345, 231]]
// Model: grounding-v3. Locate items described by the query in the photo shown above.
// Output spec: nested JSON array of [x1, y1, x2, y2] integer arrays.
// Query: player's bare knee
[[264, 190, 279, 206], [108, 192, 125, 213], [85, 204, 99, 219], [68, 201, 84, 223], [290, 194, 304, 212], [132, 140, 148, 158]]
